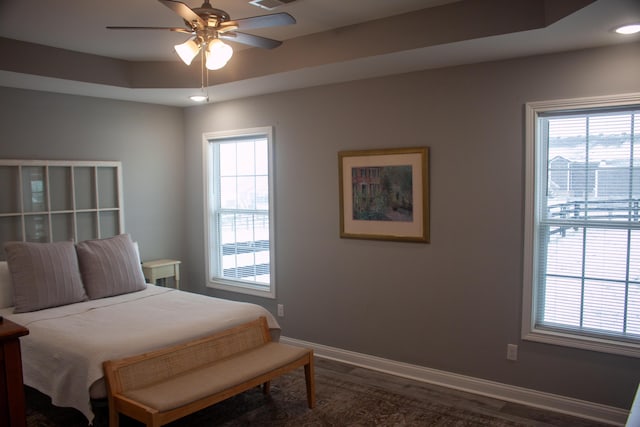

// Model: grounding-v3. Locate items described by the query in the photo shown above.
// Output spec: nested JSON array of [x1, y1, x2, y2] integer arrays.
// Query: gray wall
[[0, 40, 638, 411], [183, 41, 640, 410], [0, 89, 185, 262]]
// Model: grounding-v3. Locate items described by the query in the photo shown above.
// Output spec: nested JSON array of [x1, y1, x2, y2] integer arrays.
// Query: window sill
[[207, 279, 275, 299], [523, 328, 640, 358]]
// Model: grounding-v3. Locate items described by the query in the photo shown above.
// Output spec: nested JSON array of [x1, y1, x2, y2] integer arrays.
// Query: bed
[[0, 234, 280, 424]]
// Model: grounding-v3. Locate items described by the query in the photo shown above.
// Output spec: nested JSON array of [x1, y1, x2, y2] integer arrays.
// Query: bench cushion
[[123, 342, 309, 412]]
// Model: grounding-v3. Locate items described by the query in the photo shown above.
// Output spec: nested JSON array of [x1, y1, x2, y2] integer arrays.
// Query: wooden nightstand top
[[142, 259, 181, 290], [142, 259, 181, 268], [0, 318, 29, 340]]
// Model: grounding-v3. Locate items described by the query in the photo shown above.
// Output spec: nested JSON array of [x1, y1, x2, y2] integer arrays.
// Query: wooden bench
[[102, 317, 315, 427]]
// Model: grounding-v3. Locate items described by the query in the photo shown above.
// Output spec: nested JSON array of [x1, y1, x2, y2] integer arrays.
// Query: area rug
[[24, 359, 582, 427]]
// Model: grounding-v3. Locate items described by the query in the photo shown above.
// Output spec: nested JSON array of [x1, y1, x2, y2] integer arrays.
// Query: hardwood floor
[[25, 355, 617, 426], [313, 357, 613, 426]]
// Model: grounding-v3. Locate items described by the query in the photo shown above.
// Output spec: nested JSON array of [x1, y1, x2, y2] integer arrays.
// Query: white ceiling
[[0, 0, 639, 107], [0, 0, 457, 60]]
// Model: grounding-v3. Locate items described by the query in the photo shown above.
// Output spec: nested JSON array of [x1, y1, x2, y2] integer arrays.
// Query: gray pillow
[[76, 234, 146, 299], [0, 261, 15, 308], [4, 240, 88, 313]]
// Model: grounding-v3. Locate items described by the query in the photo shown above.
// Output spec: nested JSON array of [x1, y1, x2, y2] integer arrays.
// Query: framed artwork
[[338, 147, 429, 243]]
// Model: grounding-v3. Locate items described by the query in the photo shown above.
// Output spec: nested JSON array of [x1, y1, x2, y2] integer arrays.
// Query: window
[[523, 94, 640, 357], [203, 127, 275, 298]]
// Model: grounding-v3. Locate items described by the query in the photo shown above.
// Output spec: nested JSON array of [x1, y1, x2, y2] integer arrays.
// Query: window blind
[[216, 137, 270, 286], [535, 107, 640, 343]]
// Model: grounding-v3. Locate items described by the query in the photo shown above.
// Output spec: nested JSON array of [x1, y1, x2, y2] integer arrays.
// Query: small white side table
[[142, 259, 181, 289]]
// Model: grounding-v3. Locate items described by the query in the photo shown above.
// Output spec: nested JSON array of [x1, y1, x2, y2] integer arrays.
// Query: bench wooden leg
[[262, 381, 271, 395], [304, 356, 316, 409], [149, 413, 161, 427], [108, 407, 119, 427]]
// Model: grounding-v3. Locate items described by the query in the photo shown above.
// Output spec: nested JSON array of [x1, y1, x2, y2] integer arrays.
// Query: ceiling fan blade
[[158, 0, 206, 29], [220, 31, 283, 49], [106, 26, 193, 34], [221, 12, 295, 31]]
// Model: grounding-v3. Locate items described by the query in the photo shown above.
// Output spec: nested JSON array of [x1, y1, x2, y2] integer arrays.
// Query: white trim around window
[[202, 127, 276, 299], [522, 93, 640, 358]]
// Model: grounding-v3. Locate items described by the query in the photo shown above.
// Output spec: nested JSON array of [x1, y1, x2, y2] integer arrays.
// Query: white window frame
[[202, 127, 276, 299], [523, 93, 640, 358]]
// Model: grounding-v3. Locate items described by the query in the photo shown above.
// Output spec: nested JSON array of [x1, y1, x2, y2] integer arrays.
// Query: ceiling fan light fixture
[[205, 39, 233, 70], [175, 38, 201, 65]]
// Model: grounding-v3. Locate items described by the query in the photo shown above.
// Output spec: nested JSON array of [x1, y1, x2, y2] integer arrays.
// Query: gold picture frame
[[338, 147, 429, 243]]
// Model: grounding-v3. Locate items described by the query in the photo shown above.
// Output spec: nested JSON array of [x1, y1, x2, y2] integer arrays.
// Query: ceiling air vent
[[249, 0, 295, 11]]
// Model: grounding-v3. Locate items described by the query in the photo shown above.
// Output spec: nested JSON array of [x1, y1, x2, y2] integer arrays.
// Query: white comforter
[[0, 285, 280, 423]]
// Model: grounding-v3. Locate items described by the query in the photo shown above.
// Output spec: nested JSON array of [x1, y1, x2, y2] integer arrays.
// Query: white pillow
[[0, 261, 14, 308]]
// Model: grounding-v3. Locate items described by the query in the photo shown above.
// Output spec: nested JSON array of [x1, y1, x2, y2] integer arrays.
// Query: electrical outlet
[[507, 344, 518, 361], [277, 304, 284, 317]]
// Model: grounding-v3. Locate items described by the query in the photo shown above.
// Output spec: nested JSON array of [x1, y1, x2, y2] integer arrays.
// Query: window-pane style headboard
[[0, 160, 124, 260]]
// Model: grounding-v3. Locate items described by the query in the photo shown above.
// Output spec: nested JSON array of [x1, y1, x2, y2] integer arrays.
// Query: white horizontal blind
[[535, 106, 640, 344], [216, 136, 270, 285]]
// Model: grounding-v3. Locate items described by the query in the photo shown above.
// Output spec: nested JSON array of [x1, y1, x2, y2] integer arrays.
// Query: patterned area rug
[[25, 358, 602, 427]]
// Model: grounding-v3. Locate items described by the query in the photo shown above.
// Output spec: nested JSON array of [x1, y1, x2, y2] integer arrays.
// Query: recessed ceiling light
[[189, 95, 208, 102], [615, 24, 640, 35]]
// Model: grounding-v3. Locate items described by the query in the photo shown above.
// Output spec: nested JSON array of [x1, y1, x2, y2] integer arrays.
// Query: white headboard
[[0, 159, 124, 260]]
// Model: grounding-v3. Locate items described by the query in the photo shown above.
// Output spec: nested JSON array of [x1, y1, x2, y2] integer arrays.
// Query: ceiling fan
[[107, 0, 296, 70]]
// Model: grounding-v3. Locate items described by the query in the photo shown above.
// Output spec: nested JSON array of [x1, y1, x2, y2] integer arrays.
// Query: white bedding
[[0, 284, 280, 423]]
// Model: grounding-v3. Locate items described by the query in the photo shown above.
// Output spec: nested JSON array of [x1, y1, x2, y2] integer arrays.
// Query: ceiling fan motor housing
[[189, 1, 230, 29]]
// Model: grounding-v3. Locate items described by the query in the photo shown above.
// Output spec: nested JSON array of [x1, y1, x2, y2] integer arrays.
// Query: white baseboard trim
[[280, 336, 629, 426]]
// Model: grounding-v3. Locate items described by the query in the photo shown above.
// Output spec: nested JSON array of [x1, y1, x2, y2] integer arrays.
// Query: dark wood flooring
[[25, 356, 617, 426], [313, 357, 614, 426]]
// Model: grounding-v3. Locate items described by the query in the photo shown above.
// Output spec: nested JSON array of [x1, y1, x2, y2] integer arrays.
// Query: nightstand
[[142, 259, 181, 289], [0, 318, 29, 427]]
